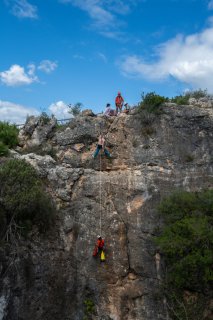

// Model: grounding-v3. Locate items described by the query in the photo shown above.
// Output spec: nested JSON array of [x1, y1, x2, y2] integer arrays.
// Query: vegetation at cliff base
[[0, 159, 55, 240], [0, 122, 19, 156], [156, 189, 213, 291], [156, 190, 213, 319]]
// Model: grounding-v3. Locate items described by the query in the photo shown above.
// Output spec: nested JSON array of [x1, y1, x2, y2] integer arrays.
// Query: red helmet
[[118, 91, 121, 95]]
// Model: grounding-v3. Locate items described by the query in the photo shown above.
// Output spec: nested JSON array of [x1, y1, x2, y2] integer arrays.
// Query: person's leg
[[104, 148, 111, 157], [116, 105, 118, 115], [93, 146, 100, 158]]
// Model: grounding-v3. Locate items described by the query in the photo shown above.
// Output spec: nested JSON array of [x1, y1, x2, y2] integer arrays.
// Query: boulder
[[81, 109, 95, 117]]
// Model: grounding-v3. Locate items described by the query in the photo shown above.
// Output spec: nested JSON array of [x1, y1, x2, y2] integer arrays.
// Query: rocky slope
[[0, 102, 213, 320]]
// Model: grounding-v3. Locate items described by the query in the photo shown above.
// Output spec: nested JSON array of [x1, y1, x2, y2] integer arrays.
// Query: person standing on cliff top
[[92, 134, 111, 158], [115, 91, 124, 114]]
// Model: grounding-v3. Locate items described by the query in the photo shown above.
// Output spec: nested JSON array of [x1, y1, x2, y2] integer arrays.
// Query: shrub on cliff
[[0, 122, 19, 156], [139, 92, 168, 114], [171, 93, 190, 105], [0, 159, 55, 239], [190, 88, 208, 99], [171, 89, 209, 105], [156, 190, 213, 291]]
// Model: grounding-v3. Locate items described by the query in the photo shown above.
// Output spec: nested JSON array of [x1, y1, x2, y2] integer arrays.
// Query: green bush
[[171, 94, 190, 105], [0, 122, 19, 149], [171, 89, 209, 105], [156, 190, 213, 291], [0, 141, 9, 156], [139, 92, 168, 114], [0, 159, 55, 238]]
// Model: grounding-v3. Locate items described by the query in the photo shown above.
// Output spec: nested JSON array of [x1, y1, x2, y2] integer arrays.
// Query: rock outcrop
[[0, 104, 213, 320]]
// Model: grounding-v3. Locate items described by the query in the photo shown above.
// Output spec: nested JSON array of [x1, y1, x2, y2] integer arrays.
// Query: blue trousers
[[93, 145, 111, 158]]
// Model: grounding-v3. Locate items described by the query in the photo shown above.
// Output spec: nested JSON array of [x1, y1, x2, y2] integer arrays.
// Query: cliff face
[[0, 103, 213, 320]]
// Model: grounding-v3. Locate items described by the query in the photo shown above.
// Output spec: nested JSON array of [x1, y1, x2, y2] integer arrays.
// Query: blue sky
[[1, 0, 213, 123]]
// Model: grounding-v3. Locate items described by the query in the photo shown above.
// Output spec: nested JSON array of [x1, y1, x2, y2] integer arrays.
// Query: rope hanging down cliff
[[99, 150, 102, 237]]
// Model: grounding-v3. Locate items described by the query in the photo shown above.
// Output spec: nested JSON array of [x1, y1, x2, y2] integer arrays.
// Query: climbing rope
[[99, 150, 102, 237], [99, 122, 103, 237]]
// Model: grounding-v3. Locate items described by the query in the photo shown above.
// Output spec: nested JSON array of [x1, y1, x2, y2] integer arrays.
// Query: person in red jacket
[[97, 236, 104, 251], [93, 235, 105, 258], [115, 91, 124, 114]]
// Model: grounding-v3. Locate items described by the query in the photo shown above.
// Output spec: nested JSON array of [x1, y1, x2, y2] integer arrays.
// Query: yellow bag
[[100, 250, 105, 262]]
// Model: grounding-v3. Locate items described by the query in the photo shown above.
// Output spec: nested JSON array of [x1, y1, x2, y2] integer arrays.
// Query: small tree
[[68, 102, 82, 117]]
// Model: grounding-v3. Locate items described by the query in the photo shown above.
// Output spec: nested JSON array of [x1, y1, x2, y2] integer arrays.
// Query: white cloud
[[48, 101, 72, 119], [0, 64, 38, 86], [27, 63, 36, 76], [97, 52, 107, 63], [0, 60, 57, 87], [63, 0, 114, 27], [0, 100, 39, 124], [5, 0, 38, 19], [119, 26, 213, 92], [99, 30, 126, 40], [60, 0, 138, 35], [38, 60, 58, 73], [208, 0, 213, 10]]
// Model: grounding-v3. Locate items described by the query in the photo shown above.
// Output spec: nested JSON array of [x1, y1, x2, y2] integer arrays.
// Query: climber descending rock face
[[92, 134, 111, 159], [93, 236, 105, 262]]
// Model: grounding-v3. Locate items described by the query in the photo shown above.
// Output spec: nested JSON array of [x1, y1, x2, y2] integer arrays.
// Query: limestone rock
[[18, 115, 57, 148]]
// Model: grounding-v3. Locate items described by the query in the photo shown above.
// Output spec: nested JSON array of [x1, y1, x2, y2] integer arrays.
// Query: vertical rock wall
[[0, 104, 213, 320]]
